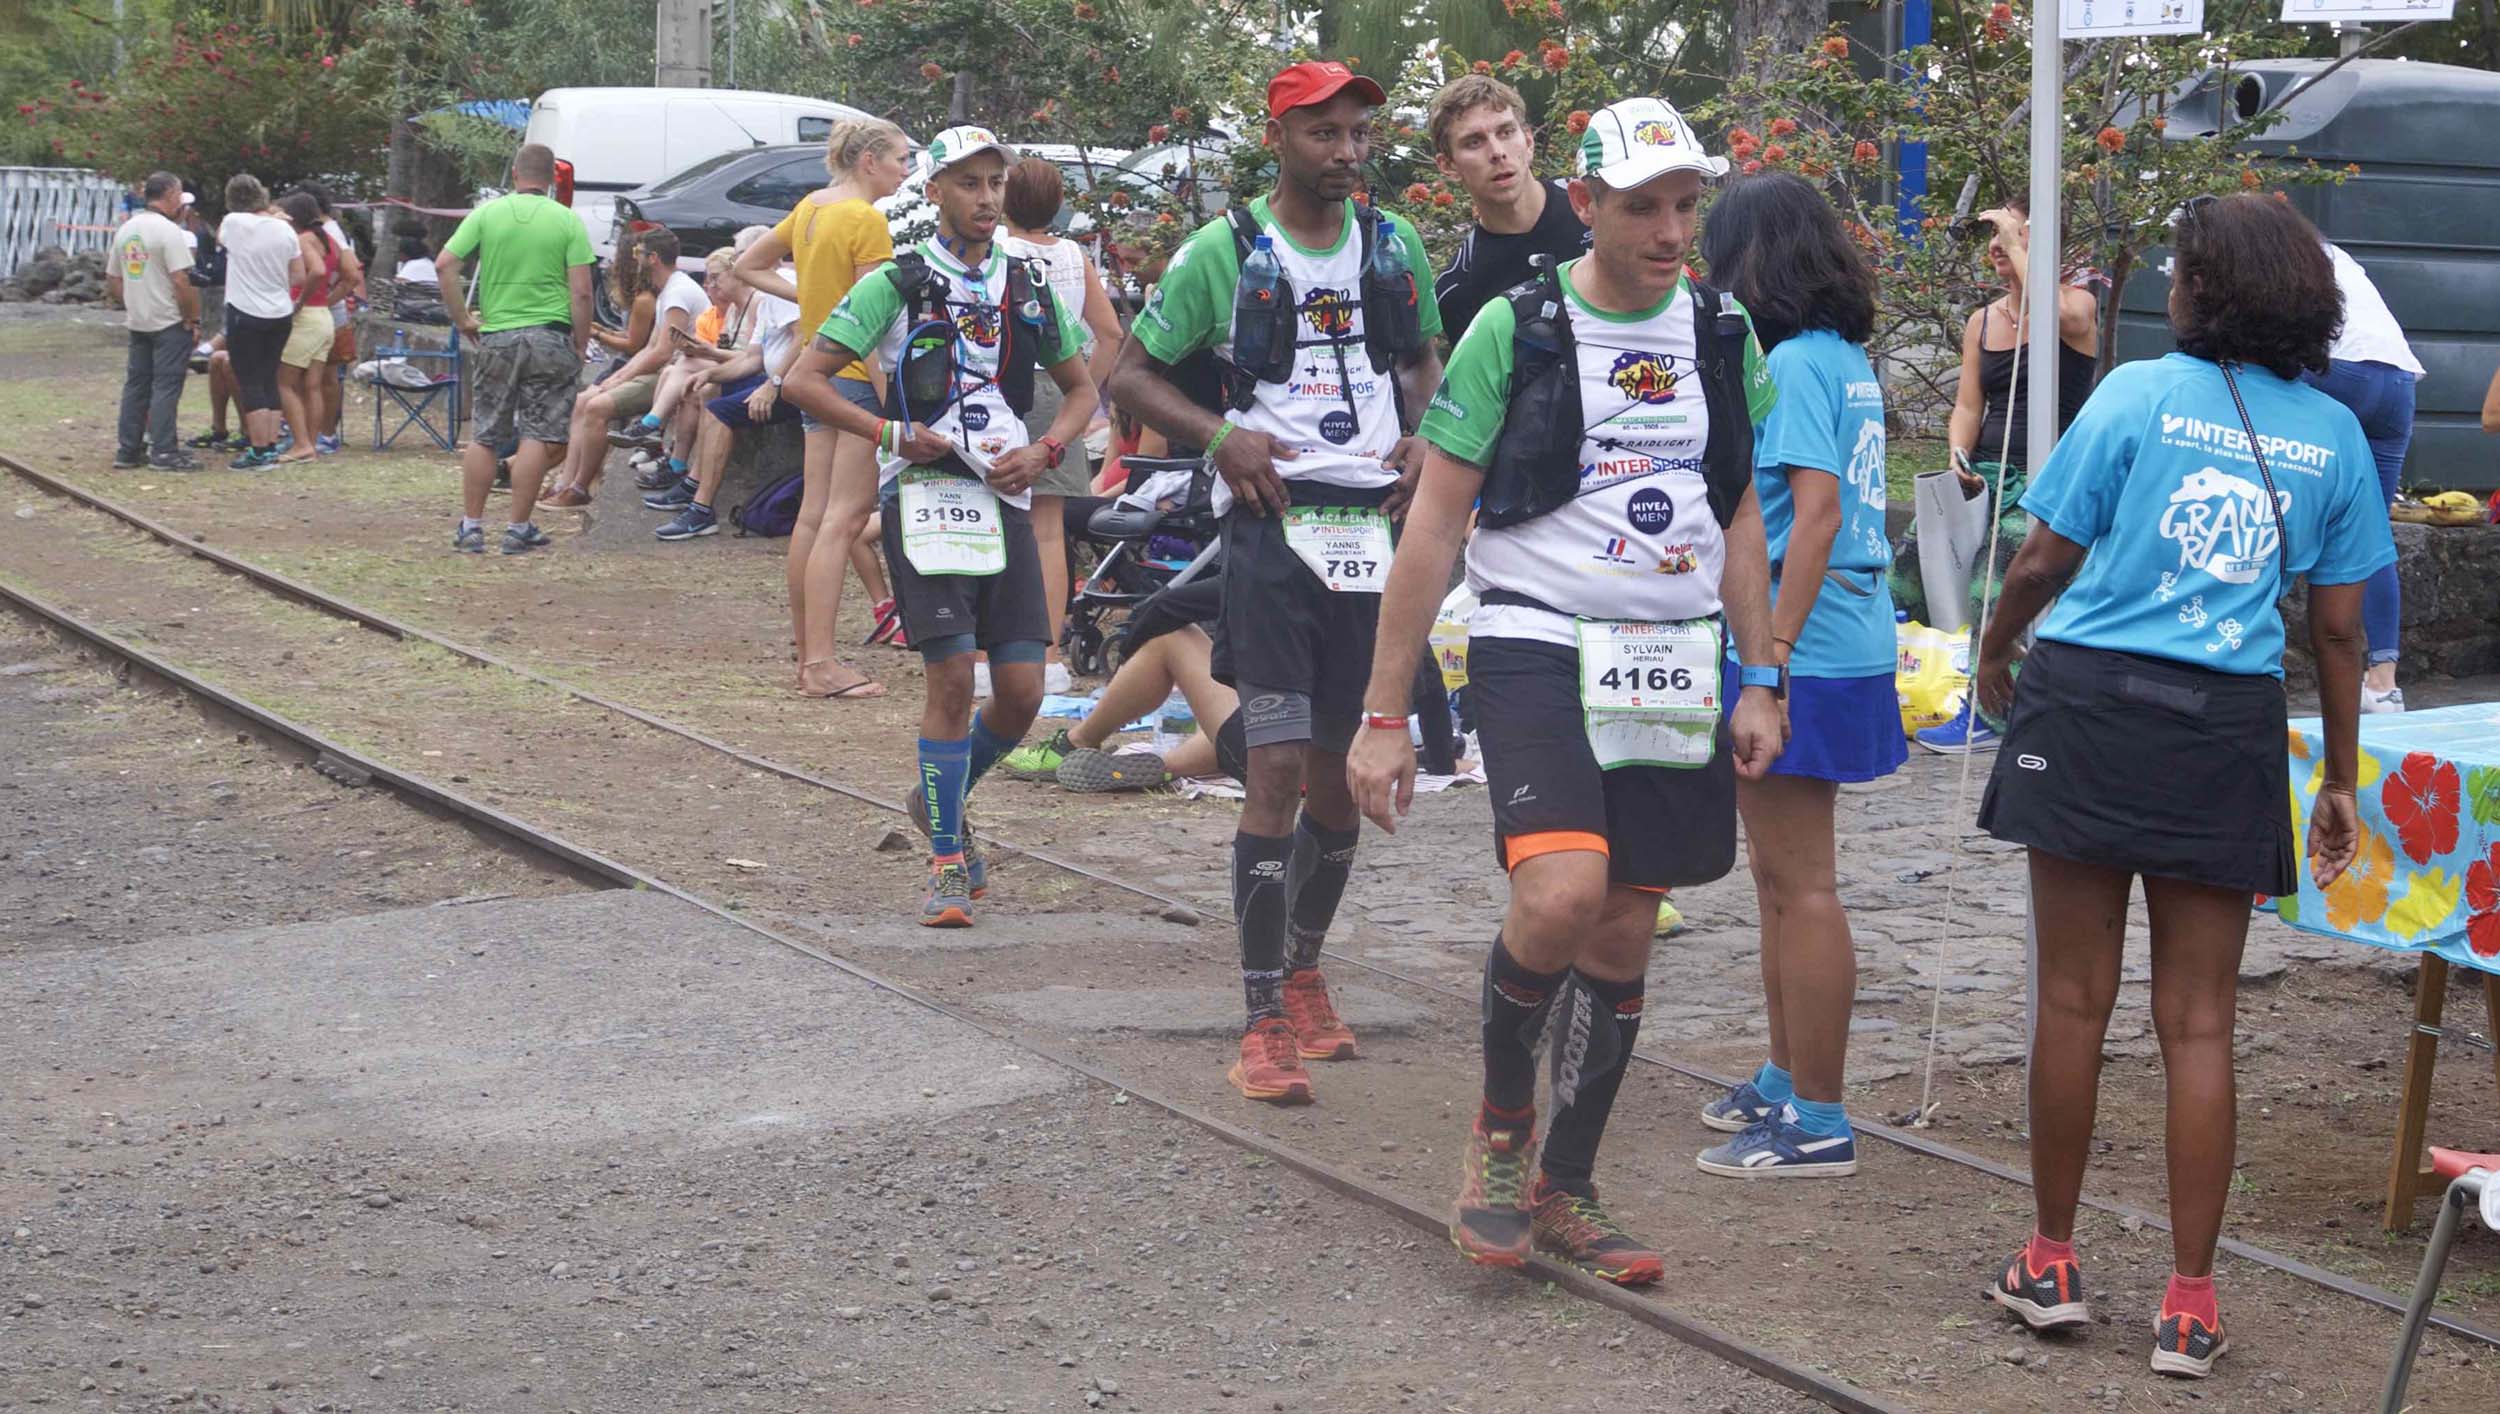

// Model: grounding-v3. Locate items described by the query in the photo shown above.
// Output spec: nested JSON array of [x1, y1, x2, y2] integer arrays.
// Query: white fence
[[0, 167, 124, 278]]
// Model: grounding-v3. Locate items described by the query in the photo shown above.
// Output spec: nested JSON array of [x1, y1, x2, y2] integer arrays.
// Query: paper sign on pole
[[2279, 0, 2453, 20], [2060, 0, 2205, 36]]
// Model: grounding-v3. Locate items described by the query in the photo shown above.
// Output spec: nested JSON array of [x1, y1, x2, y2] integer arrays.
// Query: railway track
[[5, 449, 2493, 1408]]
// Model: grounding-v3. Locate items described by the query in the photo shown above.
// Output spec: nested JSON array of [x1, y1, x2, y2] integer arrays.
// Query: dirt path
[[4, 408, 2495, 1409]]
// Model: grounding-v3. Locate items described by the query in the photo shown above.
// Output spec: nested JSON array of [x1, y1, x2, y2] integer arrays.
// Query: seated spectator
[[188, 336, 238, 450], [394, 233, 438, 285], [544, 228, 704, 507], [620, 242, 760, 488], [1003, 621, 1243, 791], [641, 251, 804, 541]]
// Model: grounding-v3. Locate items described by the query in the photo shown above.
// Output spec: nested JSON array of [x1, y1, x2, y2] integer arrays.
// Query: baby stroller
[[1060, 456, 1219, 679]]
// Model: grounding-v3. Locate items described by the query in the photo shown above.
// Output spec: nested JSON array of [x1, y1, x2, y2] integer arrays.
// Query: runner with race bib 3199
[[1347, 97, 1786, 1287]]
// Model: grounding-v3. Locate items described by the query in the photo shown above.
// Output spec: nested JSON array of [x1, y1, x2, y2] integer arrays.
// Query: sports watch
[[1737, 662, 1788, 700]]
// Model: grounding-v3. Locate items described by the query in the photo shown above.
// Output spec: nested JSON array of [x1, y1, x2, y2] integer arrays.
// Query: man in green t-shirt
[[1104, 60, 1445, 1111], [437, 142, 596, 556], [1346, 96, 1788, 1287], [782, 126, 1095, 930]]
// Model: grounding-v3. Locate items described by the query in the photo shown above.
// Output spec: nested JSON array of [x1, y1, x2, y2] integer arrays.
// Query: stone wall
[[2283, 521, 2500, 689], [0, 246, 109, 304]]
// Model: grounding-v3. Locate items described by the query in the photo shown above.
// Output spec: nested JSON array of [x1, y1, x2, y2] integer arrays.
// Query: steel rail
[[0, 578, 1900, 1414], [8, 450, 2494, 1352]]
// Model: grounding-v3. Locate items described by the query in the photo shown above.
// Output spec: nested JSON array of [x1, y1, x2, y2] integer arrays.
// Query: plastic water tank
[[2115, 59, 2500, 491]]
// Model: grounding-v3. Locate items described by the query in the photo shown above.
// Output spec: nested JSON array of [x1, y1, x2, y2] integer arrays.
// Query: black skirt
[[1978, 639, 2296, 897]]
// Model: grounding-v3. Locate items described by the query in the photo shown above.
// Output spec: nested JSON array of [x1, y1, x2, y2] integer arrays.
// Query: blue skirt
[[1722, 667, 1908, 784]]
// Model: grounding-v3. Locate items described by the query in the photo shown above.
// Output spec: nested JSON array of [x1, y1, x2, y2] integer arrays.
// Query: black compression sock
[[1283, 813, 1359, 972], [1234, 831, 1292, 1022], [1481, 934, 1567, 1120], [1539, 970, 1646, 1195]]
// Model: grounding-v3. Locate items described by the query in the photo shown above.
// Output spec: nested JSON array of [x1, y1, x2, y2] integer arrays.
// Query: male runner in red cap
[[1107, 61, 1444, 1105]]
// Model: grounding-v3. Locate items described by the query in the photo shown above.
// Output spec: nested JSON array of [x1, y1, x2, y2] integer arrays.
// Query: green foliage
[[17, 21, 382, 211]]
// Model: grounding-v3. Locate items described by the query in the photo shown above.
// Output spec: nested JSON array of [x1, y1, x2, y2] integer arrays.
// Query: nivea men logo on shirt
[[2160, 466, 2285, 585], [1608, 350, 1680, 404], [2157, 413, 2335, 475], [1626, 486, 1674, 534], [1301, 287, 1356, 338], [1319, 409, 1358, 444], [958, 404, 991, 432]]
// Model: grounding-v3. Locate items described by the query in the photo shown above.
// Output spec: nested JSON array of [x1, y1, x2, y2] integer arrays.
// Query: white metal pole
[[2026, 3, 2062, 468]]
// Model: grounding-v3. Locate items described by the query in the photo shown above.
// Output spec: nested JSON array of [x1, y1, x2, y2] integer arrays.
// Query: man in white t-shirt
[[643, 268, 804, 541], [108, 171, 201, 470], [547, 226, 709, 505]]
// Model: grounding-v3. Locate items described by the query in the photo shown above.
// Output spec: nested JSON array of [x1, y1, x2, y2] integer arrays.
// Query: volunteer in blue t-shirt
[[1969, 194, 2394, 1380], [1683, 173, 1906, 1180]]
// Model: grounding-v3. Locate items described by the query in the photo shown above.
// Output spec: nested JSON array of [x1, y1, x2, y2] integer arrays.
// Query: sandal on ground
[[795, 659, 887, 700]]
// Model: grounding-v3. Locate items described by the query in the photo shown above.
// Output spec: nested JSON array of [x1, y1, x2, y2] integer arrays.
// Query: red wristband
[[1364, 713, 1408, 732], [1039, 435, 1066, 468]]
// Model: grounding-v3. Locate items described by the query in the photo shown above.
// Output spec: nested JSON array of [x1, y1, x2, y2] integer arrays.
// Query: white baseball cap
[[923, 125, 1018, 177], [1576, 97, 1727, 188]]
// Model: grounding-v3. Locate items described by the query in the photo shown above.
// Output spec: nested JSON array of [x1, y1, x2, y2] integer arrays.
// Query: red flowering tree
[[19, 23, 383, 214]]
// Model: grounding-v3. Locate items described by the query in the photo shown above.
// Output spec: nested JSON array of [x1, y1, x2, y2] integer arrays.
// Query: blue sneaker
[[1695, 1107, 1859, 1179], [1915, 708, 2000, 755], [501, 523, 552, 555], [315, 434, 341, 456], [451, 524, 485, 555], [643, 477, 696, 510], [1700, 1078, 1781, 1134], [961, 815, 987, 899], [655, 503, 718, 541]]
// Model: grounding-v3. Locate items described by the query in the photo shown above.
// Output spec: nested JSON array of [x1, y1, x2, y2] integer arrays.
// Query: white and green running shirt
[[1419, 264, 1777, 647], [819, 239, 1083, 508], [1132, 197, 1442, 512]]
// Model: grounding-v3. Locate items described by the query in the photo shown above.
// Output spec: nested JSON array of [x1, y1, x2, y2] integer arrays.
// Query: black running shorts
[[878, 486, 1051, 658], [1979, 638, 2295, 896], [1217, 480, 1391, 755], [1469, 636, 1737, 892]]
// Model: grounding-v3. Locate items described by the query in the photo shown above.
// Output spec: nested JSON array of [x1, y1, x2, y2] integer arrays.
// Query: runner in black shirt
[[1427, 74, 1591, 340]]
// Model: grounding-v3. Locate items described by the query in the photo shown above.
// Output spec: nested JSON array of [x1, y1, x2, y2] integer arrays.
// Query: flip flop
[[795, 659, 887, 700]]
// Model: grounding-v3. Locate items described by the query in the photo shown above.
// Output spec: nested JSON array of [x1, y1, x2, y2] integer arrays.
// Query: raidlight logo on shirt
[[1591, 536, 1637, 566], [1607, 351, 1680, 404], [1300, 287, 1356, 338], [2160, 466, 2283, 585]]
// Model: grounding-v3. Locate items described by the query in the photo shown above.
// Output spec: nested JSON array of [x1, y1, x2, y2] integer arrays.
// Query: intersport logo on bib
[[2160, 466, 2283, 585]]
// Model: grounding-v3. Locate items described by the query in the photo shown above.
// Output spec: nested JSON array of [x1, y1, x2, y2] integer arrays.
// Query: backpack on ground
[[730, 470, 806, 538]]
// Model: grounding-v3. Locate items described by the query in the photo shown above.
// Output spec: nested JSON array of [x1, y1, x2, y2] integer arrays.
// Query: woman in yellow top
[[733, 117, 912, 700]]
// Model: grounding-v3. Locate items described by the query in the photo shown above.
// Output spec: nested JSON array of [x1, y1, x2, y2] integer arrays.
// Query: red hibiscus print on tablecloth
[[2385, 751, 2462, 864], [2466, 844, 2500, 958]]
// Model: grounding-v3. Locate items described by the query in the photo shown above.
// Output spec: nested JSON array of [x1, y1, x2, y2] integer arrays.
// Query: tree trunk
[[1732, 0, 1832, 80], [949, 70, 974, 124], [2095, 245, 2134, 381]]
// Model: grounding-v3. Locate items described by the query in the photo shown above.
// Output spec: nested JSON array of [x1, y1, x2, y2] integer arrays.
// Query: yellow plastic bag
[[1895, 620, 1971, 738], [1430, 584, 1476, 692]]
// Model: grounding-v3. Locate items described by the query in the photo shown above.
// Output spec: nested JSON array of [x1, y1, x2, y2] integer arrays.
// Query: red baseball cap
[[1267, 60, 1387, 118]]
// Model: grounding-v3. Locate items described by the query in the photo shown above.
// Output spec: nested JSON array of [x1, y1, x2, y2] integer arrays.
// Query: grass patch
[[1886, 436, 1946, 502]]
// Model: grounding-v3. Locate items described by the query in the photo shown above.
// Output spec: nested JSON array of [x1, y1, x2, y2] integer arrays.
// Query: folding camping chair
[[368, 326, 463, 452], [2379, 1147, 2499, 1412]]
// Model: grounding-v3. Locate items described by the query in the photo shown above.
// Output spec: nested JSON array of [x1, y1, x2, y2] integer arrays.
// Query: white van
[[525, 87, 872, 256]]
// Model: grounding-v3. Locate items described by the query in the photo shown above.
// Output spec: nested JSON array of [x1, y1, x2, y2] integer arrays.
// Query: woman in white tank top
[[999, 157, 1127, 688]]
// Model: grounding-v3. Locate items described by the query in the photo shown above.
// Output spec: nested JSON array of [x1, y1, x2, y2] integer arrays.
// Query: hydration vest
[[1477, 259, 1756, 532], [882, 246, 1061, 420], [1216, 200, 1424, 412]]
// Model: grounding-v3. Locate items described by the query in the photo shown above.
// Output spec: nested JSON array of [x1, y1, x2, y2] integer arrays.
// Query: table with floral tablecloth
[[2282, 702, 2500, 1229]]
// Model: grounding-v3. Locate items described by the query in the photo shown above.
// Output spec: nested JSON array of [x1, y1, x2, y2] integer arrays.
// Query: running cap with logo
[[1268, 60, 1389, 118], [923, 125, 1019, 177], [1577, 97, 1728, 188]]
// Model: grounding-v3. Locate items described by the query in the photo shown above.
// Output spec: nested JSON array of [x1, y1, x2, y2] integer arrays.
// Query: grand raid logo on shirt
[[1607, 351, 1679, 404], [1301, 287, 1356, 338], [954, 300, 1002, 349], [2160, 466, 2284, 586]]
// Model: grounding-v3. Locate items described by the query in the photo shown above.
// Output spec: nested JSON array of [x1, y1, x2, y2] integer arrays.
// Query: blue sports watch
[[1737, 662, 1788, 700]]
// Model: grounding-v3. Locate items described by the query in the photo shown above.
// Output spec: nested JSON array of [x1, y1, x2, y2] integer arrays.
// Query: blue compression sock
[[1787, 1096, 1850, 1137], [668, 455, 688, 474], [1753, 1061, 1795, 1105], [964, 710, 1021, 791], [638, 413, 663, 430], [917, 736, 971, 860]]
